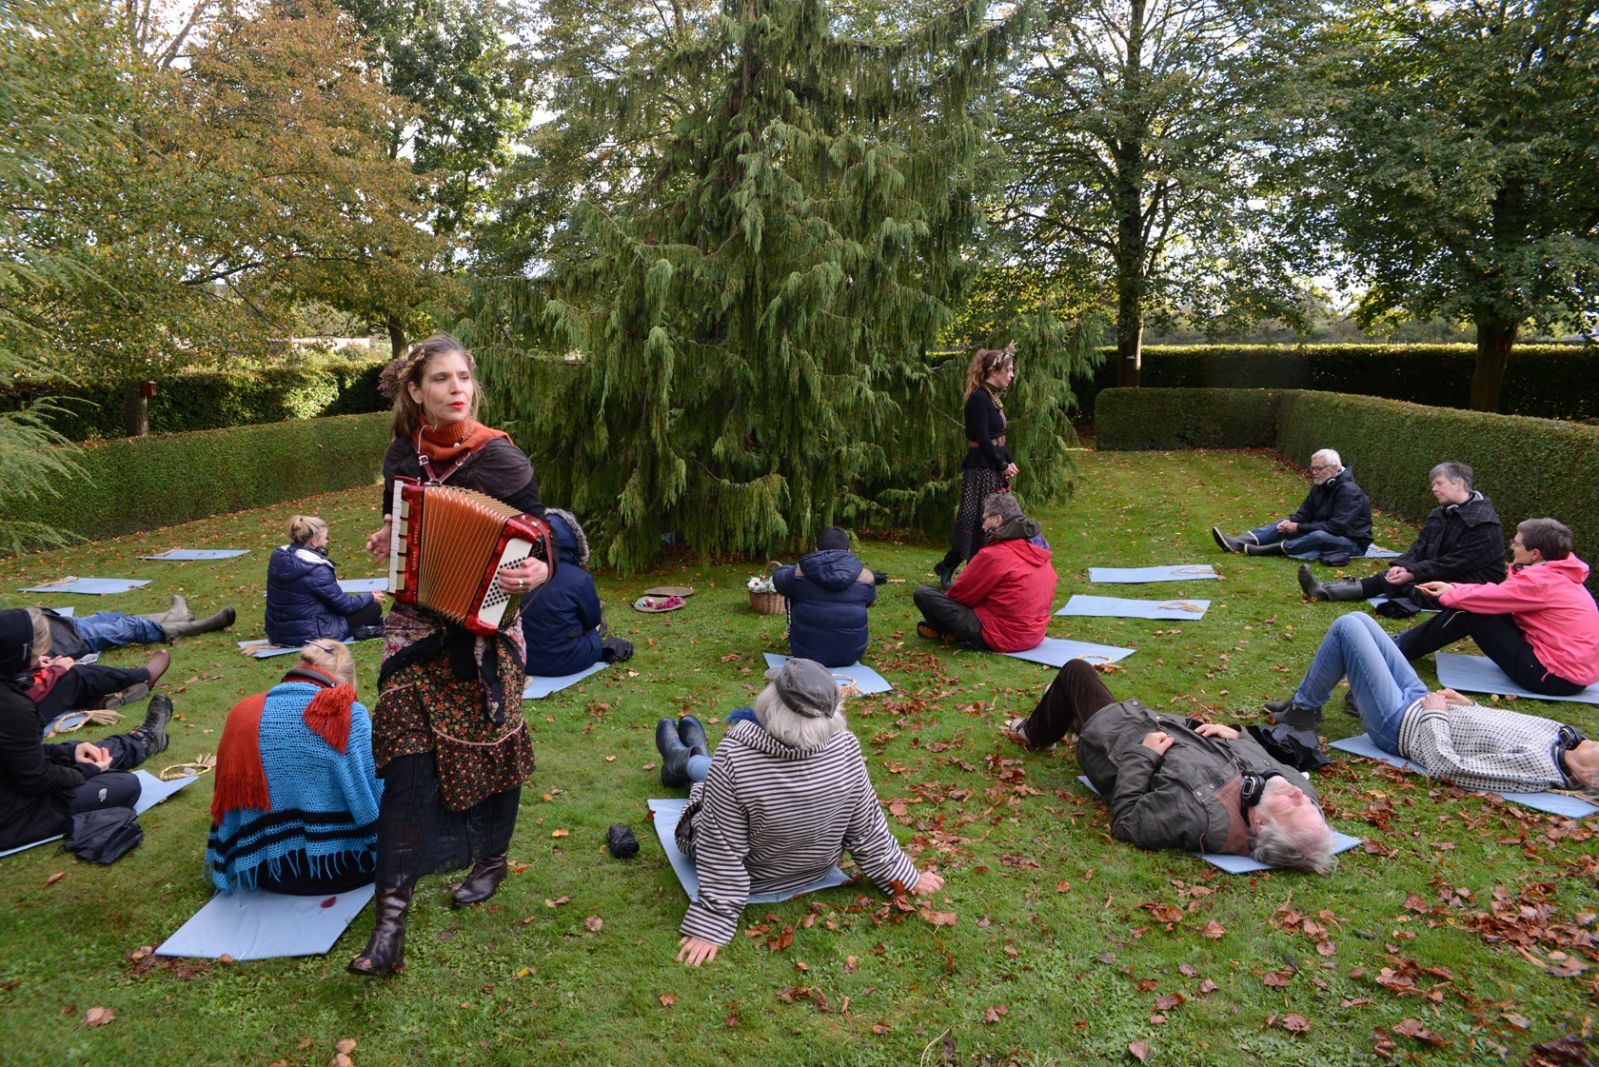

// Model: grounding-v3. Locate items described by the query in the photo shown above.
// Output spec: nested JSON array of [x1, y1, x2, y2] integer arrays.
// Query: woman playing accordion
[[350, 334, 548, 976]]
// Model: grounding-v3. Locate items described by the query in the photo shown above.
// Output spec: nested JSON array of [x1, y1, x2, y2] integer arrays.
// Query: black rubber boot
[[1211, 527, 1247, 554], [348, 885, 413, 975], [161, 607, 236, 640], [677, 714, 709, 759], [1262, 698, 1320, 730], [1244, 541, 1286, 557], [451, 851, 509, 907], [657, 718, 691, 788], [134, 595, 193, 630]]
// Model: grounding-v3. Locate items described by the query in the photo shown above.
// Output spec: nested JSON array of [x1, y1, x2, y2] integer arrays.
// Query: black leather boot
[[451, 851, 509, 907], [348, 884, 414, 975], [1262, 698, 1320, 730]]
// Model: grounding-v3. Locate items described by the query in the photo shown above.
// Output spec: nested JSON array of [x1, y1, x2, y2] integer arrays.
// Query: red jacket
[[1440, 555, 1599, 686], [949, 538, 1058, 652]]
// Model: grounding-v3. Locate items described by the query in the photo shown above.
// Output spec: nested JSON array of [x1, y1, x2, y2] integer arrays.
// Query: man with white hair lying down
[[1212, 447, 1373, 564], [653, 657, 945, 966], [1005, 660, 1339, 874]]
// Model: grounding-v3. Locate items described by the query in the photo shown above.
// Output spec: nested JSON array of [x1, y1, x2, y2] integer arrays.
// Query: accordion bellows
[[389, 479, 552, 636]]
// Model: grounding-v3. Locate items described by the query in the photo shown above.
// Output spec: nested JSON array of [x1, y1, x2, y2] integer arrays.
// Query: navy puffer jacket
[[519, 513, 603, 677], [772, 550, 876, 668], [263, 545, 373, 647]]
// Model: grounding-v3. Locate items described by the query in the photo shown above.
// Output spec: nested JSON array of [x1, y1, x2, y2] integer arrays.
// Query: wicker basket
[[748, 560, 788, 615]]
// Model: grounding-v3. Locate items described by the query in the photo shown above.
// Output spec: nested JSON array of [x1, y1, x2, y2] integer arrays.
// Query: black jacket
[[1289, 467, 1372, 550], [381, 437, 544, 518], [961, 388, 1011, 472], [0, 609, 84, 850], [1395, 491, 1506, 585]]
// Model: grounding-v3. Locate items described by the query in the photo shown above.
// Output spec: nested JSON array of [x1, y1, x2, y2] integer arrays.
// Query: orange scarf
[[414, 419, 510, 469]]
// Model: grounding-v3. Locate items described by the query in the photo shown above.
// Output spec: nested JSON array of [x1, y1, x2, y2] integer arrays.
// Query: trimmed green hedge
[[1, 412, 390, 551], [1098, 387, 1599, 590], [0, 360, 388, 441], [1075, 344, 1599, 421]]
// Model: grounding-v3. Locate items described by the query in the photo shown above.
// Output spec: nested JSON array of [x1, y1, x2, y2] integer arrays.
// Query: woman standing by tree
[[933, 343, 1019, 589], [349, 334, 548, 976]]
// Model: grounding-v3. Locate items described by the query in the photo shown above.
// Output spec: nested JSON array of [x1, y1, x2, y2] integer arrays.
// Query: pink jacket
[[1440, 555, 1599, 685]]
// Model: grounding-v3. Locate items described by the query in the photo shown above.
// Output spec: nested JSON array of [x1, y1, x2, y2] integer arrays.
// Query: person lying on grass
[[1006, 660, 1338, 874], [1265, 611, 1599, 799], [655, 657, 944, 966]]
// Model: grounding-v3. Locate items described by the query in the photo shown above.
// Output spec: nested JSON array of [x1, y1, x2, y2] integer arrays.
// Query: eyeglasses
[[1309, 463, 1331, 471]]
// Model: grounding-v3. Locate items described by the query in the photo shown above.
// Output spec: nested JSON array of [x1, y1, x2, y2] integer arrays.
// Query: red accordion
[[387, 478, 553, 636]]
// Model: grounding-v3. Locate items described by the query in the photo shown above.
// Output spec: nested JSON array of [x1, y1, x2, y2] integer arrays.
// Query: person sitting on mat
[[652, 657, 944, 966], [1212, 448, 1372, 564], [519, 508, 631, 676], [1263, 611, 1599, 799], [0, 608, 174, 853], [913, 492, 1057, 653], [264, 514, 384, 648], [31, 597, 236, 659], [22, 609, 171, 720], [208, 640, 383, 895], [1387, 517, 1599, 698], [1005, 660, 1338, 873], [1297, 461, 1504, 615], [771, 527, 878, 668]]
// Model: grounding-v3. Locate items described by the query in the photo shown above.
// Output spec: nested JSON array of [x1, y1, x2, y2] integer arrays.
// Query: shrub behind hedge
[[0, 360, 387, 441], [1, 412, 390, 552], [1097, 386, 1599, 590], [1075, 344, 1599, 421]]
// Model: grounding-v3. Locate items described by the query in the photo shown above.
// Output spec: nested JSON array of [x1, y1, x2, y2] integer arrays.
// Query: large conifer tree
[[472, 0, 1058, 570]]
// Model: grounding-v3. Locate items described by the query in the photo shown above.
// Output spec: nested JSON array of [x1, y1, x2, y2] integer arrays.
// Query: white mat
[[523, 662, 608, 699], [1330, 733, 1598, 818], [1088, 565, 1220, 584], [998, 637, 1136, 668], [238, 638, 355, 660], [1056, 595, 1210, 621], [647, 798, 852, 903], [156, 884, 375, 960], [762, 653, 892, 695], [1435, 652, 1599, 705], [0, 772, 201, 859], [1077, 777, 1363, 872], [338, 578, 389, 594], [21, 578, 150, 595], [138, 550, 249, 561]]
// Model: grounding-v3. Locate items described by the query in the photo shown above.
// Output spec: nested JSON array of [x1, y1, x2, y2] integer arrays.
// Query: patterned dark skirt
[[949, 466, 1006, 563]]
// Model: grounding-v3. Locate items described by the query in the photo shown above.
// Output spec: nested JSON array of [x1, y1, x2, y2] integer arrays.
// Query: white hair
[[1250, 810, 1338, 875], [1311, 448, 1342, 470], [753, 683, 847, 750]]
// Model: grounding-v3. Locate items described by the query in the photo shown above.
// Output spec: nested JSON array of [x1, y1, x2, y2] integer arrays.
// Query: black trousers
[[1355, 575, 1442, 609], [912, 586, 990, 650], [348, 600, 384, 631], [65, 734, 147, 818], [34, 664, 149, 722], [1016, 660, 1118, 749], [1393, 609, 1585, 696], [255, 851, 377, 896]]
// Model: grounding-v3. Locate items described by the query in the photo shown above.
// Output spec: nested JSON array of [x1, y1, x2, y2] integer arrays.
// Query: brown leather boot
[[451, 851, 509, 908], [347, 885, 413, 975]]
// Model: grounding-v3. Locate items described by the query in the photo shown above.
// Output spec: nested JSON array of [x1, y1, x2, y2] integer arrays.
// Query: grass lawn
[[1, 447, 1595, 1066]]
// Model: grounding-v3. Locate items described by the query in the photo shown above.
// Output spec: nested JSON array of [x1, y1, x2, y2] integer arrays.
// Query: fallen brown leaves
[[83, 1006, 115, 1028]]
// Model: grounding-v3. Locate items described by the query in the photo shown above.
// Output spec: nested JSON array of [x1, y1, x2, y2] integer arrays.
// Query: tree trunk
[[1469, 317, 1518, 412], [386, 317, 407, 360], [121, 382, 148, 438], [1113, 0, 1147, 389]]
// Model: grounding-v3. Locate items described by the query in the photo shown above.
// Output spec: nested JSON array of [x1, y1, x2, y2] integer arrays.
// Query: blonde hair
[[378, 333, 483, 439], [24, 608, 51, 658], [287, 514, 328, 546], [298, 640, 356, 688], [962, 342, 1016, 400]]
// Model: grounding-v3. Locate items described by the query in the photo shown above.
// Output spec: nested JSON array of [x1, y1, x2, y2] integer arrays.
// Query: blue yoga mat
[[1364, 546, 1401, 559], [52, 606, 76, 618], [138, 549, 250, 561], [762, 653, 892, 695], [21, 578, 150, 595], [238, 638, 357, 660], [1367, 596, 1438, 613], [1329, 733, 1598, 818], [1088, 565, 1220, 584], [523, 662, 609, 699], [999, 637, 1136, 669], [0, 771, 202, 859], [647, 798, 853, 903], [1076, 777, 1363, 872], [1435, 652, 1599, 705], [156, 884, 376, 961], [1056, 595, 1210, 621], [338, 578, 389, 594]]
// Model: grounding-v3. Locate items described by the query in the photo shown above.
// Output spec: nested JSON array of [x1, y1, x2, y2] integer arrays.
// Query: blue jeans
[[73, 612, 165, 652], [1291, 612, 1428, 754], [1248, 524, 1359, 561]]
